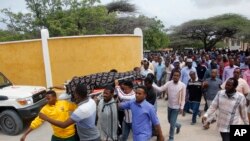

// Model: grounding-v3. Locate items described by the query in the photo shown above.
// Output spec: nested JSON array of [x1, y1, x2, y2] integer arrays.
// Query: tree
[[171, 14, 250, 51], [0, 29, 26, 42], [143, 19, 169, 50], [106, 0, 136, 13], [0, 0, 115, 38], [106, 1, 169, 50], [0, 0, 169, 50]]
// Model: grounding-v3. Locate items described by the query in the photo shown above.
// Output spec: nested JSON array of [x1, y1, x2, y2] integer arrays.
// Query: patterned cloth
[[66, 71, 143, 95]]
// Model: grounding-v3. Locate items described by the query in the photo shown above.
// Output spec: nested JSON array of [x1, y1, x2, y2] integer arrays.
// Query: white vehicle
[[0, 72, 47, 135]]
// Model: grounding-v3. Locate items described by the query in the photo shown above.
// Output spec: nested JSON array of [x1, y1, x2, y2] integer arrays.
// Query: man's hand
[[114, 80, 119, 87], [39, 113, 48, 121], [202, 81, 208, 89], [157, 135, 164, 141], [202, 116, 207, 124], [179, 109, 184, 116], [20, 135, 26, 141]]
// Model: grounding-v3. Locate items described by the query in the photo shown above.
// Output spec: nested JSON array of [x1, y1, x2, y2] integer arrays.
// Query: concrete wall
[[0, 34, 142, 86], [0, 40, 46, 86]]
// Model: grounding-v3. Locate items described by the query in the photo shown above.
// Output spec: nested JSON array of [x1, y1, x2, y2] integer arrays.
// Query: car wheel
[[0, 110, 23, 135]]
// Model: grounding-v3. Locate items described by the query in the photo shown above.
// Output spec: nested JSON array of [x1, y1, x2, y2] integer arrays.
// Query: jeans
[[190, 101, 200, 123], [168, 107, 181, 140], [220, 132, 230, 141], [154, 99, 158, 112], [122, 121, 132, 141], [184, 101, 190, 113]]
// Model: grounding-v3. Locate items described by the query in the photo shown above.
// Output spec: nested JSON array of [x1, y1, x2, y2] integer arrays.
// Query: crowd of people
[[141, 49, 250, 141], [20, 49, 250, 141]]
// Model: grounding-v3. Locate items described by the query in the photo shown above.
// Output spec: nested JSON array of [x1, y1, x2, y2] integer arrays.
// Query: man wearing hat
[[181, 58, 198, 85], [181, 58, 198, 114]]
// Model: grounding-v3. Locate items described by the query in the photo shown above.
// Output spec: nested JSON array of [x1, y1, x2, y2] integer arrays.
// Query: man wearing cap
[[181, 58, 198, 85], [181, 58, 198, 114]]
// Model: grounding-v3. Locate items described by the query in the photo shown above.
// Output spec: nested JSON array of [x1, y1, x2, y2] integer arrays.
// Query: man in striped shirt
[[115, 80, 135, 141], [202, 78, 249, 141]]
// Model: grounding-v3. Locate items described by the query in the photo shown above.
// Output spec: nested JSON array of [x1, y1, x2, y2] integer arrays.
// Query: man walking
[[153, 70, 186, 141], [97, 86, 118, 141], [243, 56, 250, 87], [115, 80, 135, 141], [20, 90, 77, 141], [119, 86, 164, 141], [222, 57, 237, 82], [221, 68, 250, 96], [202, 78, 249, 141], [181, 58, 198, 114], [186, 71, 203, 125], [203, 69, 222, 128], [39, 84, 101, 141], [181, 58, 198, 85]]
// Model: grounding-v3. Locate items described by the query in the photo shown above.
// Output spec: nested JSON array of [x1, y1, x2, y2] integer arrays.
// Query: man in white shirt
[[141, 61, 154, 77], [115, 80, 135, 141], [222, 57, 237, 82], [202, 78, 249, 141], [221, 68, 250, 96], [153, 70, 186, 141]]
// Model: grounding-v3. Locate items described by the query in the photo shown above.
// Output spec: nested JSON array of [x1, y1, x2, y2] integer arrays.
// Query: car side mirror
[[0, 96, 8, 100]]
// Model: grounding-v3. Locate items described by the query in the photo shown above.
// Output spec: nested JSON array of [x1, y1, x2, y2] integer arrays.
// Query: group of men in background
[[20, 49, 250, 141], [141, 49, 250, 141]]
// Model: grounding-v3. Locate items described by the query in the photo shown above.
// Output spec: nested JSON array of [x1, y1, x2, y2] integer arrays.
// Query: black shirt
[[196, 66, 207, 80], [146, 87, 157, 105], [187, 80, 203, 102]]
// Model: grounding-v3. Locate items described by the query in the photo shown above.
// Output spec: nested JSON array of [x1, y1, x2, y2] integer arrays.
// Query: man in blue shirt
[[119, 86, 164, 141], [181, 58, 198, 85]]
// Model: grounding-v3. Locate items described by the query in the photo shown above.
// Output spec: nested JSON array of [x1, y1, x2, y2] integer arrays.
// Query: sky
[[1, 0, 250, 28]]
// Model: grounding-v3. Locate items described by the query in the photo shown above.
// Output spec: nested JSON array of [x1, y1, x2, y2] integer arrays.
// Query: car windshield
[[0, 73, 12, 88]]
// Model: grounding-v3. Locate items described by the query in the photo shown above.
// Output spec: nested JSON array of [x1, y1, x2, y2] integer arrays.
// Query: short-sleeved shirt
[[181, 67, 198, 85], [205, 78, 222, 101], [146, 87, 157, 105], [71, 98, 100, 141], [196, 66, 207, 80], [187, 80, 203, 102], [120, 99, 160, 141]]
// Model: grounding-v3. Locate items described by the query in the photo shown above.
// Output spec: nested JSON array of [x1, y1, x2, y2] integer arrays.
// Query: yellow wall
[[0, 40, 46, 86], [0, 35, 142, 86], [48, 35, 141, 85]]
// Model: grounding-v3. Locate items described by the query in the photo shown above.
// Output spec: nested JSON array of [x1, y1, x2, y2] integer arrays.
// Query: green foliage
[[106, 0, 136, 13], [143, 20, 169, 50], [171, 13, 250, 50], [0, 30, 27, 42], [0, 0, 169, 50], [109, 15, 169, 50]]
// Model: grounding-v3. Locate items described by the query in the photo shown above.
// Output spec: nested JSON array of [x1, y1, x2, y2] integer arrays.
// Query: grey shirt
[[71, 98, 100, 141], [204, 78, 222, 100]]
